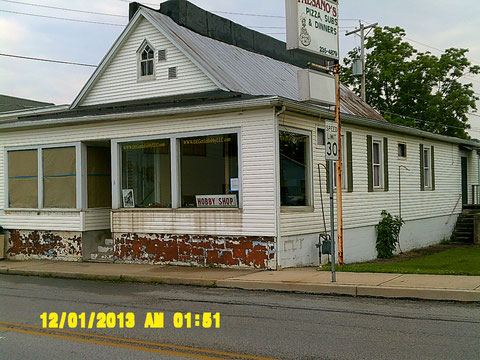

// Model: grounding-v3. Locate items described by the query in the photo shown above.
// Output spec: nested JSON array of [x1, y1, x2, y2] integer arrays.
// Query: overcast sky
[[1, 0, 479, 134]]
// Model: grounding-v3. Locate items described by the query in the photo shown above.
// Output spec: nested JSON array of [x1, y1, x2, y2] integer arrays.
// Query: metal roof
[[0, 94, 53, 113], [145, 8, 386, 122]]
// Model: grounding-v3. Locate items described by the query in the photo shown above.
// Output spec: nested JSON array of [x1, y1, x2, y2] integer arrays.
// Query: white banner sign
[[325, 120, 339, 161], [286, 0, 339, 60], [196, 195, 238, 208]]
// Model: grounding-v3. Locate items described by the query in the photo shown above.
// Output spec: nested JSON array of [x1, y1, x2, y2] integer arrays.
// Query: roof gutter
[[272, 98, 480, 148], [0, 105, 69, 122], [1, 95, 478, 149], [0, 97, 278, 131]]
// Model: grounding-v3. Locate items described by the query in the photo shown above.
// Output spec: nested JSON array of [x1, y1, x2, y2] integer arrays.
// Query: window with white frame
[[138, 42, 155, 79], [7, 145, 78, 209], [180, 134, 239, 208], [43, 147, 77, 208], [121, 139, 171, 208], [423, 146, 432, 189], [7, 149, 38, 208], [372, 139, 383, 188], [280, 130, 310, 207], [117, 130, 240, 209]]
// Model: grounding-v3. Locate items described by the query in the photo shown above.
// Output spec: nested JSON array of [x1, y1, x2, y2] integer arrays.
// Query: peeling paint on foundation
[[114, 233, 276, 269], [7, 230, 82, 261]]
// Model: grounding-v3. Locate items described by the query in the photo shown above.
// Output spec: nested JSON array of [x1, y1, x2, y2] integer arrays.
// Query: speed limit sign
[[325, 120, 339, 161]]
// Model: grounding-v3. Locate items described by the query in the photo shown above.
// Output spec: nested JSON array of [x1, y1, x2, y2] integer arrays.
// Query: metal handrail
[[446, 194, 462, 224]]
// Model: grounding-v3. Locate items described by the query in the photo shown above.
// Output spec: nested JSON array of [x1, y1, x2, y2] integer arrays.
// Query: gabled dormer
[[71, 8, 221, 108]]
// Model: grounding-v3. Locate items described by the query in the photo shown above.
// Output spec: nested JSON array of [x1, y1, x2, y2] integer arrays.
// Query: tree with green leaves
[[341, 26, 480, 139]]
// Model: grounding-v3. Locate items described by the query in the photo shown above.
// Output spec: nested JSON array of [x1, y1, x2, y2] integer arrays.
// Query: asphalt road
[[0, 274, 479, 360]]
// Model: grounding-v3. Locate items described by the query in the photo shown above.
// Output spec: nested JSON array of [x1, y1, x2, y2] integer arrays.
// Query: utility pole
[[346, 22, 378, 102]]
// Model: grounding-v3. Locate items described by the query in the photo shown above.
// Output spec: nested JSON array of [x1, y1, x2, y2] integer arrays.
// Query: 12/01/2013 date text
[[40, 312, 220, 329]]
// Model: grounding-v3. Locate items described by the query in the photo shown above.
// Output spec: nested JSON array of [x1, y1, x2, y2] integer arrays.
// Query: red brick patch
[[114, 234, 275, 269]]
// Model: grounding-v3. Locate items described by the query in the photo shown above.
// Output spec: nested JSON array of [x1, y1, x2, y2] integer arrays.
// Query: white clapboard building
[[1, 1, 479, 269]]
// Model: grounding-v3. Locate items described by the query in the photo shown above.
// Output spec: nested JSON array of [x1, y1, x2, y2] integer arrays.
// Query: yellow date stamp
[[40, 312, 220, 329]]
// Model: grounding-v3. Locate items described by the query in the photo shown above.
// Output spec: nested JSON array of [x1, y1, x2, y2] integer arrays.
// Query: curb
[[1, 269, 479, 302]]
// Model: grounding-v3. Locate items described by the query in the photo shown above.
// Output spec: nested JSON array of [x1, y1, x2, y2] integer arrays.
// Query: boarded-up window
[[8, 150, 38, 208], [43, 147, 76, 208], [87, 147, 111, 208]]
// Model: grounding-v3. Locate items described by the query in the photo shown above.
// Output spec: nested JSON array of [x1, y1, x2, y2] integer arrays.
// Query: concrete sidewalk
[[1, 260, 479, 302]]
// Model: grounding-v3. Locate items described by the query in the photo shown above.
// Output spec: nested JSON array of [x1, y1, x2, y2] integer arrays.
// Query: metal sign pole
[[333, 64, 344, 266], [329, 160, 336, 282]]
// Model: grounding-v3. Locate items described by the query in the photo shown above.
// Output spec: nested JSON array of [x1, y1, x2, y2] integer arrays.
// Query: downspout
[[274, 105, 286, 270]]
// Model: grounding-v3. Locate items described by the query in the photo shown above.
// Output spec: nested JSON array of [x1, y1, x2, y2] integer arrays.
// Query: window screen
[[43, 147, 76, 208], [280, 131, 308, 206], [87, 147, 111, 208], [8, 150, 38, 208], [180, 134, 239, 208], [121, 139, 171, 208]]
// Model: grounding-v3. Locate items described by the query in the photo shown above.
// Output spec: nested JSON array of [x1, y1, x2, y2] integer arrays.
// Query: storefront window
[[8, 150, 38, 208], [121, 139, 171, 208], [43, 147, 76, 208], [280, 131, 309, 206], [180, 134, 239, 208]]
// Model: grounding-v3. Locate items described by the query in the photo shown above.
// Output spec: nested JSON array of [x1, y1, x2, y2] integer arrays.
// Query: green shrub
[[376, 210, 404, 259]]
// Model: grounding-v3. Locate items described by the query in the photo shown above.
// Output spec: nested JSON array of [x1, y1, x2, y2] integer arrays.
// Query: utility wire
[[0, 53, 97, 67], [383, 111, 480, 134], [0, 9, 126, 26], [0, 0, 127, 18]]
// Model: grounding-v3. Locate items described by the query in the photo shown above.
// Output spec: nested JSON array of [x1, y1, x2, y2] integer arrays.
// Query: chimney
[[129, 2, 141, 21]]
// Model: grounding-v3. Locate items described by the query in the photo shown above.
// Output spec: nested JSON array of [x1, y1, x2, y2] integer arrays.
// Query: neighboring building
[[1, 0, 479, 269], [0, 94, 53, 113]]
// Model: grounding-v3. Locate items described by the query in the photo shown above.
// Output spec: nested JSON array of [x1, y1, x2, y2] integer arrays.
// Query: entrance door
[[461, 157, 468, 205]]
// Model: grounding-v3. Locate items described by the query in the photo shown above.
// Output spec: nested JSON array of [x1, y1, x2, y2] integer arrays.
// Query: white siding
[[84, 209, 111, 231], [279, 113, 478, 237], [80, 18, 218, 107], [0, 108, 276, 237], [0, 211, 81, 231]]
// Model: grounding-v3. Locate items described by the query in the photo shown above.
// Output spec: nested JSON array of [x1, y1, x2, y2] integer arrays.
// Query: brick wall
[[114, 233, 276, 269], [7, 230, 82, 261]]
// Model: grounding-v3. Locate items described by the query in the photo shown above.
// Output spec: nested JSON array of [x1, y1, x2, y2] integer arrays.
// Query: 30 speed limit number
[[325, 120, 339, 161]]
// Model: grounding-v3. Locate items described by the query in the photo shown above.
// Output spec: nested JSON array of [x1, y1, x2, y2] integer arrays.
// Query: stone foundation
[[114, 233, 276, 269], [7, 230, 82, 261]]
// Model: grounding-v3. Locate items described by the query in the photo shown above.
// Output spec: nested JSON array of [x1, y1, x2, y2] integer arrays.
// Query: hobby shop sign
[[286, 0, 339, 60]]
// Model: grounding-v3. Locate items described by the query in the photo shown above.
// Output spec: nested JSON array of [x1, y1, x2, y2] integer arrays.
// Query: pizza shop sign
[[286, 0, 339, 60], [196, 195, 238, 208]]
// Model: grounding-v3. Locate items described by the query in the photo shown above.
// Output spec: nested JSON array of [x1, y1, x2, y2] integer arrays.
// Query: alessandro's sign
[[286, 0, 339, 60], [196, 195, 238, 208]]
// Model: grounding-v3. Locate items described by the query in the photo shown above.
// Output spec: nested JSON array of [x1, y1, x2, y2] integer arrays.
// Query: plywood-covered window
[[43, 147, 76, 208], [121, 139, 171, 208], [87, 147, 111, 208], [180, 134, 239, 208], [8, 150, 38, 208]]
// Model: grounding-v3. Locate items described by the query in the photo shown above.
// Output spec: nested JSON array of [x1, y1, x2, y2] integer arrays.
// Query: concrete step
[[104, 238, 114, 246], [453, 236, 473, 243], [90, 251, 114, 262], [98, 245, 113, 253]]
